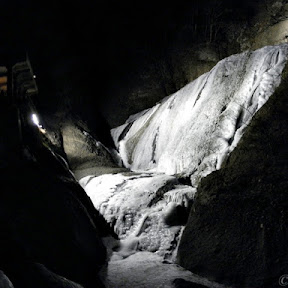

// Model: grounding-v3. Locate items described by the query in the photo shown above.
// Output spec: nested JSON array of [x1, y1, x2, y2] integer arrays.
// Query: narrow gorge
[[74, 43, 288, 288], [0, 1, 288, 288]]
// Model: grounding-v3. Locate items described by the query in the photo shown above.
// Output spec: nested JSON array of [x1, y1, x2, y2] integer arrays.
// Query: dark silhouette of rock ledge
[[177, 63, 288, 287], [0, 270, 14, 287], [0, 160, 108, 287], [0, 107, 115, 287]]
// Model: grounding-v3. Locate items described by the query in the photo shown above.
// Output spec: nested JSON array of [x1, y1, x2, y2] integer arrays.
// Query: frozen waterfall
[[112, 44, 288, 186], [80, 44, 288, 260]]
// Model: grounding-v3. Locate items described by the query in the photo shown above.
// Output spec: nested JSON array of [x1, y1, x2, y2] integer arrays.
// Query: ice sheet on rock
[[110, 123, 129, 149], [164, 185, 197, 207], [79, 173, 195, 258], [79, 173, 175, 234], [126, 108, 152, 123], [111, 105, 161, 151], [111, 44, 288, 186]]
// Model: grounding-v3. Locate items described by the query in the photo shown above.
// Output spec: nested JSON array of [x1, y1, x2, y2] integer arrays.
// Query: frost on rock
[[79, 173, 196, 259], [111, 44, 288, 186], [80, 44, 288, 265]]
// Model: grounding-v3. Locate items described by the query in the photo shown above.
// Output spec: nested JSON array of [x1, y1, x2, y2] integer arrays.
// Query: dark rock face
[[0, 105, 113, 287], [61, 121, 118, 170], [0, 261, 85, 288], [39, 112, 126, 180], [101, 44, 220, 128], [177, 67, 288, 287], [0, 161, 108, 288], [0, 270, 14, 288]]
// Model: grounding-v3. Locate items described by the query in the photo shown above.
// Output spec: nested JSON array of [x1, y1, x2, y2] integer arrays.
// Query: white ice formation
[[111, 44, 288, 186], [80, 44, 288, 260], [79, 173, 196, 260]]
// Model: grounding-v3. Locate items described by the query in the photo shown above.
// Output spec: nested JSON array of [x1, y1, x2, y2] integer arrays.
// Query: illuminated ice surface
[[79, 173, 196, 260], [79, 44, 288, 287], [112, 44, 288, 186]]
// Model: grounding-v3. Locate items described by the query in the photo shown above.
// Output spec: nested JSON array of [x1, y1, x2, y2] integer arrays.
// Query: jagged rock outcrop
[[60, 120, 125, 180], [0, 163, 108, 288], [176, 60, 288, 288]]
